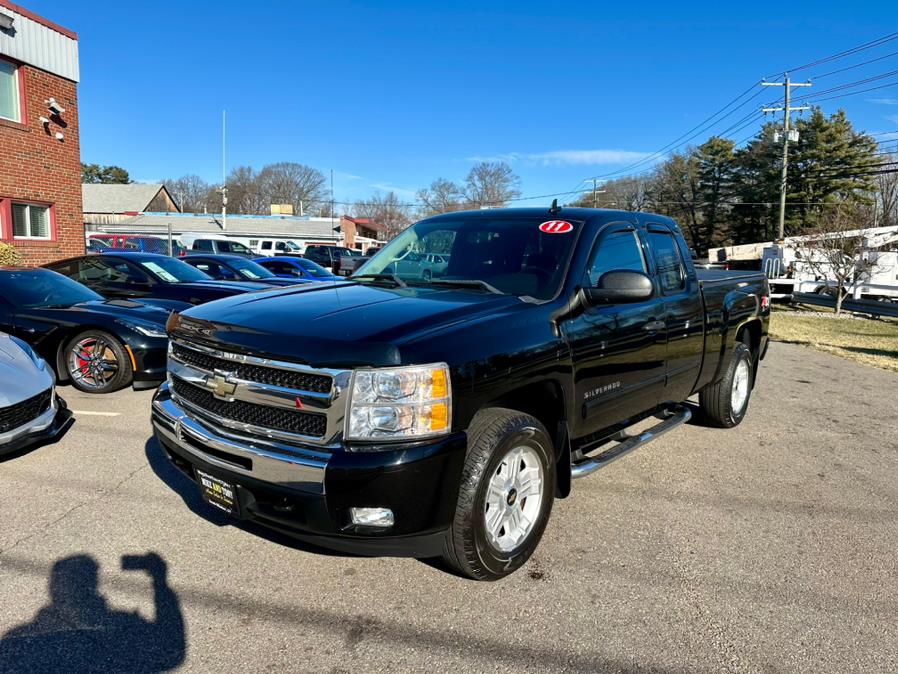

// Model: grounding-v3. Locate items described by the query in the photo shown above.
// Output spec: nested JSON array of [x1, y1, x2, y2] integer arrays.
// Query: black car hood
[[175, 280, 272, 292], [65, 299, 171, 323], [176, 282, 525, 368], [15, 299, 170, 331]]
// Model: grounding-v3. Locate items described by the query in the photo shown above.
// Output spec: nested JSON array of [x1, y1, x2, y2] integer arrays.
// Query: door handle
[[643, 320, 665, 332]]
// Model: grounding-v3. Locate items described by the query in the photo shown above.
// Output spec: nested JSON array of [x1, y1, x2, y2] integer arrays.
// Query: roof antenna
[[549, 198, 561, 215]]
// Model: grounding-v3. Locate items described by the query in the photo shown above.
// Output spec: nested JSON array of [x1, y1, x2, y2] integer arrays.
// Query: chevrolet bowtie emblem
[[205, 371, 237, 400]]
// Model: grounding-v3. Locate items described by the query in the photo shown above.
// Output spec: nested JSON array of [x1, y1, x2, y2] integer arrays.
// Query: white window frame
[[0, 58, 21, 123], [12, 202, 53, 241]]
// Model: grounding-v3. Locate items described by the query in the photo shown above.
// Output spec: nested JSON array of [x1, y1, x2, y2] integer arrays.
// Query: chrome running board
[[571, 405, 692, 479]]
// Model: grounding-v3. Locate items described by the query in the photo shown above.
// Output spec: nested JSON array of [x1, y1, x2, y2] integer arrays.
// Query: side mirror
[[582, 270, 654, 304]]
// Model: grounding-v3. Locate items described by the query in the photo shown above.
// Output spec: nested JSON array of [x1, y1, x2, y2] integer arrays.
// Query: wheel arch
[[55, 324, 129, 383], [478, 378, 572, 499]]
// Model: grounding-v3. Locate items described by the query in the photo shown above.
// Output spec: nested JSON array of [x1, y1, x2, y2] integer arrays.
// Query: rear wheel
[[698, 341, 753, 428], [442, 408, 555, 581], [65, 330, 133, 393]]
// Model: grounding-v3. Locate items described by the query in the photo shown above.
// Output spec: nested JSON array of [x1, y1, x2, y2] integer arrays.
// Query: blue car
[[183, 254, 310, 287], [254, 256, 338, 281]]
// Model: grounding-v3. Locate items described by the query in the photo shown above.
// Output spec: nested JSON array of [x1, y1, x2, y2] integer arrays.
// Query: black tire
[[442, 408, 555, 581], [64, 330, 133, 393], [698, 342, 753, 428]]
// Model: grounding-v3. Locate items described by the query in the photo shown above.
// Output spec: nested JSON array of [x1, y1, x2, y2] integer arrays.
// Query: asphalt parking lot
[[1, 341, 897, 673]]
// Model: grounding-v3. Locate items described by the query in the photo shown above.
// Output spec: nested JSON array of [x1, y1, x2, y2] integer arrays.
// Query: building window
[[0, 59, 21, 123], [12, 203, 52, 239]]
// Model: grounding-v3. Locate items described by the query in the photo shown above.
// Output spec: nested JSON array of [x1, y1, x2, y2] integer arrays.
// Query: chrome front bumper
[[151, 382, 329, 494]]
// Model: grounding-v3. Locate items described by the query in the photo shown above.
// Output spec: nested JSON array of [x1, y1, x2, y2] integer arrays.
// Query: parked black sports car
[[183, 254, 310, 287], [43, 252, 273, 307], [0, 268, 170, 393]]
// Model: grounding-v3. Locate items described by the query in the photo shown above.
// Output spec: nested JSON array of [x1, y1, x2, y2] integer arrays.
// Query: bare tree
[[792, 204, 879, 315], [875, 154, 898, 227], [163, 175, 213, 213], [417, 178, 467, 217], [465, 161, 521, 208], [353, 192, 412, 239], [258, 162, 327, 215], [226, 166, 267, 215]]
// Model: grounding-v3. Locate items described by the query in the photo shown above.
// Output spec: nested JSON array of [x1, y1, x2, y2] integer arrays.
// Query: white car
[[0, 332, 72, 457]]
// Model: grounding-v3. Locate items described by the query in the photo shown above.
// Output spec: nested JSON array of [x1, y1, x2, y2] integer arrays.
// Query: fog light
[[350, 507, 394, 528]]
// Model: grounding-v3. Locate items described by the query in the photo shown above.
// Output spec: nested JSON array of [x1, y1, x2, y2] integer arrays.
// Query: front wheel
[[698, 341, 753, 428], [64, 330, 133, 393], [442, 408, 555, 581]]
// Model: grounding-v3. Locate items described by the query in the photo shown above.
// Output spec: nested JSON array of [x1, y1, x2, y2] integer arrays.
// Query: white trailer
[[712, 226, 898, 302]]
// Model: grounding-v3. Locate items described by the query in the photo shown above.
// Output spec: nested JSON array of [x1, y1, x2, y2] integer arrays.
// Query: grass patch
[[770, 305, 898, 372]]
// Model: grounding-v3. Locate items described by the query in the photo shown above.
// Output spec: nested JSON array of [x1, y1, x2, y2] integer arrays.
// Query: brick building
[[340, 216, 388, 251], [0, 1, 81, 265]]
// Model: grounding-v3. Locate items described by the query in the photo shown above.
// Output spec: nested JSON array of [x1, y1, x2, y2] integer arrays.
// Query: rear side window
[[584, 228, 646, 286], [647, 229, 685, 293], [261, 241, 272, 250], [194, 239, 214, 251]]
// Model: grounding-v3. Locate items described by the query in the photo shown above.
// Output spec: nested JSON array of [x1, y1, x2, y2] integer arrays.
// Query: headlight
[[346, 363, 451, 441], [115, 318, 167, 338], [10, 336, 48, 371]]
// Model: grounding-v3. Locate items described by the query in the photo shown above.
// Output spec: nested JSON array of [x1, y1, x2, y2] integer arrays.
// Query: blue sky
[[28, 0, 898, 209]]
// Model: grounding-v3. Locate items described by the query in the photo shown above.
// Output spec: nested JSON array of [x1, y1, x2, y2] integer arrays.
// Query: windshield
[[295, 258, 334, 277], [139, 257, 211, 283], [230, 258, 275, 280], [285, 241, 301, 251], [354, 216, 581, 300], [0, 270, 103, 308]]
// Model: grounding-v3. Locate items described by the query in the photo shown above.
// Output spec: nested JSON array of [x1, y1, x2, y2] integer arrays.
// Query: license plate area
[[196, 468, 240, 516]]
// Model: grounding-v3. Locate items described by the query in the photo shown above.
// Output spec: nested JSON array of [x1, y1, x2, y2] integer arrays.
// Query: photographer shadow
[[0, 553, 185, 673]]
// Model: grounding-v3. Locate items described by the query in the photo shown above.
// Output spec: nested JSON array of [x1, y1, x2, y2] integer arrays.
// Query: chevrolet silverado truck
[[152, 207, 770, 580]]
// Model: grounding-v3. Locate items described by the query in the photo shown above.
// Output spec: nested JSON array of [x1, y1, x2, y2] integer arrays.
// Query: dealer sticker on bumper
[[196, 468, 239, 516]]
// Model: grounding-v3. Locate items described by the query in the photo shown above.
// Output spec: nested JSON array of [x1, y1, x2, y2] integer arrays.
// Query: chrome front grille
[[171, 377, 327, 438], [171, 343, 332, 393], [168, 338, 351, 447]]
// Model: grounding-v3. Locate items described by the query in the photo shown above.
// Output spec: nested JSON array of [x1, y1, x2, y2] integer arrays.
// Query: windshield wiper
[[428, 279, 504, 295], [351, 273, 407, 288]]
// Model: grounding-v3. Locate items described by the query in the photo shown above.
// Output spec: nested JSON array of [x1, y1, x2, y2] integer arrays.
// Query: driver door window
[[584, 227, 646, 287]]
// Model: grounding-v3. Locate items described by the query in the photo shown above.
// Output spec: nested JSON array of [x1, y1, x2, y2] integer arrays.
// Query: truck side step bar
[[571, 405, 692, 479]]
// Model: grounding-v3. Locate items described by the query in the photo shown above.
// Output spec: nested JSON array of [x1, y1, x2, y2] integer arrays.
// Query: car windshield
[[285, 241, 301, 251], [294, 258, 333, 277], [138, 257, 211, 283], [229, 258, 275, 280], [354, 215, 581, 300], [0, 270, 103, 308]]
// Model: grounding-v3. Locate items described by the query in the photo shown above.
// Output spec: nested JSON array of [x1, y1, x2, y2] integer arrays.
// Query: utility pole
[[762, 74, 811, 240], [221, 109, 228, 231], [583, 178, 607, 208]]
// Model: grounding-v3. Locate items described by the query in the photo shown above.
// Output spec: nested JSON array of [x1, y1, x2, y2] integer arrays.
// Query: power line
[[770, 30, 898, 78], [577, 82, 768, 186], [814, 48, 898, 79], [793, 68, 898, 102]]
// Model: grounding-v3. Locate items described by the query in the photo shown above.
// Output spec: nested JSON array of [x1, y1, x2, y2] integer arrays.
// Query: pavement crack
[[0, 463, 148, 559]]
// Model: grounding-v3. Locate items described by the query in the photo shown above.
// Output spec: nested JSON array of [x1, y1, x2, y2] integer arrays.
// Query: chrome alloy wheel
[[67, 336, 119, 390], [483, 444, 544, 552], [731, 358, 751, 414]]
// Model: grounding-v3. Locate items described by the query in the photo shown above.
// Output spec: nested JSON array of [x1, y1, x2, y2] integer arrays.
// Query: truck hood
[[176, 281, 525, 368]]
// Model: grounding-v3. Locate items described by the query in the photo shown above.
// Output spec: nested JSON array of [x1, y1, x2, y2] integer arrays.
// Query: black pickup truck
[[152, 207, 769, 580]]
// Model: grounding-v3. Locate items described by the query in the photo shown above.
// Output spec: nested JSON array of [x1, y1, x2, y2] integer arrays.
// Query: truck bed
[[696, 268, 767, 285]]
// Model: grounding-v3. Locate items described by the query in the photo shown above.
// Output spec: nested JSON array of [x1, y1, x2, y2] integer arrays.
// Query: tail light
[[760, 295, 770, 311]]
